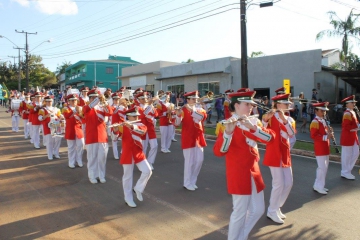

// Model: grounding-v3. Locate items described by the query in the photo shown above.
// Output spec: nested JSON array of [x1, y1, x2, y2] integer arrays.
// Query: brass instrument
[[167, 103, 175, 123], [98, 94, 109, 107], [290, 97, 318, 104], [107, 119, 141, 128], [220, 114, 259, 125]]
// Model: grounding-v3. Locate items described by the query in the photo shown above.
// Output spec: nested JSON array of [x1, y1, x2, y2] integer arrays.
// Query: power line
[[41, 6, 240, 59], [34, 0, 217, 53], [328, 0, 360, 11]]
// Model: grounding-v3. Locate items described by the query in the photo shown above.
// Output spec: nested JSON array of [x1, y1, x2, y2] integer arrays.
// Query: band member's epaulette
[[215, 122, 226, 136]]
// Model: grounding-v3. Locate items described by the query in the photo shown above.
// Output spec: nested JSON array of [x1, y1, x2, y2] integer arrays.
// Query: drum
[[11, 100, 21, 111], [67, 88, 80, 96]]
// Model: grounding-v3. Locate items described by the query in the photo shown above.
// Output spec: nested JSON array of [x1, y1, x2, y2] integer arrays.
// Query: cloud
[[35, 0, 78, 15], [13, 0, 78, 15], [12, 0, 30, 7]]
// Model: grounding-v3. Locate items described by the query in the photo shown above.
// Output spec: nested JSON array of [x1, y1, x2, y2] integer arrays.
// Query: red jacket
[[63, 106, 84, 140], [138, 103, 158, 139], [156, 101, 170, 127], [214, 120, 274, 194], [340, 109, 359, 146], [19, 100, 31, 120], [114, 123, 147, 164], [78, 96, 89, 107], [38, 107, 62, 136], [29, 102, 42, 126], [83, 104, 113, 144], [175, 105, 207, 149], [310, 117, 330, 156], [262, 113, 296, 167], [223, 99, 231, 119]]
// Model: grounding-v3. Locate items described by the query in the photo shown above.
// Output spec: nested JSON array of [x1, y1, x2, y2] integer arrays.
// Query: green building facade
[[65, 55, 140, 91]]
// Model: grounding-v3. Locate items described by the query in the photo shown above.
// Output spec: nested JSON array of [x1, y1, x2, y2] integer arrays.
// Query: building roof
[[322, 49, 339, 57], [322, 66, 360, 91], [65, 56, 141, 71], [118, 71, 160, 79]]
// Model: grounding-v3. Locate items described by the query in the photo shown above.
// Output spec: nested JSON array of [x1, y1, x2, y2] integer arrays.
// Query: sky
[[0, 0, 360, 72]]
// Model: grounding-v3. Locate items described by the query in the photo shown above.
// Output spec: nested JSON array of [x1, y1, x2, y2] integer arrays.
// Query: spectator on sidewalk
[[215, 95, 224, 123]]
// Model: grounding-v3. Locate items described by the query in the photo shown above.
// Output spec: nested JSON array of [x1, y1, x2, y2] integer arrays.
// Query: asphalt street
[[0, 111, 359, 240]]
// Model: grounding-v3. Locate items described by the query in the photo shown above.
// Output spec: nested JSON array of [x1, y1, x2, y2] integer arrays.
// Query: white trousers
[[183, 147, 204, 188], [142, 134, 158, 164], [341, 143, 359, 176], [314, 155, 329, 189], [86, 143, 108, 180], [82, 124, 86, 141], [112, 140, 119, 159], [122, 160, 152, 202], [32, 125, 41, 148], [160, 126, 172, 151], [67, 138, 84, 166], [44, 134, 61, 159], [228, 178, 265, 240], [11, 115, 19, 131], [23, 119, 30, 138], [29, 122, 33, 143], [41, 125, 46, 146], [268, 166, 293, 214], [170, 125, 176, 139]]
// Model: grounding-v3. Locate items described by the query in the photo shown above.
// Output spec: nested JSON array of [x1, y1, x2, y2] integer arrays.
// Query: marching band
[[4, 85, 360, 240]]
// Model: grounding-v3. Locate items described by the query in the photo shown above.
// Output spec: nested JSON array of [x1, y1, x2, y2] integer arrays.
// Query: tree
[[346, 53, 360, 71], [182, 59, 195, 63], [316, 10, 360, 70], [249, 51, 265, 58], [55, 61, 71, 81]]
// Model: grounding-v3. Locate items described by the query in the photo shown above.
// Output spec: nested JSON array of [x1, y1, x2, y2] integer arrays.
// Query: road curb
[[174, 129, 359, 165]]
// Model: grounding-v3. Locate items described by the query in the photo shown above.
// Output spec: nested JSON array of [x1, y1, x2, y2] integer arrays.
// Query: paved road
[[0, 111, 359, 240]]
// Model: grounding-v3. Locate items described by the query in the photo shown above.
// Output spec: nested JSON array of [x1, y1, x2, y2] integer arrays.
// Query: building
[[65, 55, 140, 91], [59, 73, 66, 91], [119, 61, 180, 95]]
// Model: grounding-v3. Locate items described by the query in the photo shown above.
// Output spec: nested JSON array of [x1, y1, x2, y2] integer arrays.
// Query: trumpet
[[220, 114, 259, 125], [290, 97, 318, 104], [107, 119, 141, 128], [324, 113, 340, 153], [98, 94, 109, 107]]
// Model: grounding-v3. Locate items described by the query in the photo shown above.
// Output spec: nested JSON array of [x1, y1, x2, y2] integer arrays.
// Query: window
[[106, 67, 114, 74], [167, 84, 184, 95], [198, 82, 220, 96]]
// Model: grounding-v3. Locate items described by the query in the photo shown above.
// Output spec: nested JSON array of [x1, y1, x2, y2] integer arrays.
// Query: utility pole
[[240, 0, 248, 88], [15, 30, 37, 91], [8, 56, 16, 66], [14, 47, 24, 91]]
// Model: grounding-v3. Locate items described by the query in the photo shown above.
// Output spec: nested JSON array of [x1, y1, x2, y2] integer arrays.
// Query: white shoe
[[25, 137, 28, 139], [100, 178, 106, 183], [193, 185, 198, 189], [184, 186, 195, 191], [149, 163, 154, 170], [34, 146, 40, 149], [114, 157, 119, 160], [166, 149, 171, 153], [68, 164, 75, 169], [267, 211, 284, 224], [54, 155, 60, 159], [125, 200, 137, 208], [341, 174, 355, 180], [277, 209, 286, 219], [171, 139, 177, 142], [78, 163, 83, 168], [89, 178, 98, 184], [133, 189, 143, 201], [323, 188, 329, 192], [161, 149, 167, 153], [48, 158, 53, 161], [313, 187, 328, 195]]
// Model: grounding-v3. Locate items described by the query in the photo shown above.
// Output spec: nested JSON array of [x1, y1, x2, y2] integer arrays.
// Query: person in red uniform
[[156, 93, 173, 153], [19, 93, 31, 139], [262, 93, 296, 224], [110, 92, 127, 160], [175, 90, 207, 191], [136, 91, 158, 170], [62, 94, 85, 168], [111, 107, 152, 208], [82, 89, 113, 184], [310, 102, 333, 194], [38, 96, 63, 160], [78, 87, 89, 140], [214, 90, 274, 240], [223, 89, 234, 120], [340, 95, 359, 180], [28, 91, 43, 149]]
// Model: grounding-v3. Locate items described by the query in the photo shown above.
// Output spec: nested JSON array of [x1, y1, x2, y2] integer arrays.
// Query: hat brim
[[112, 96, 121, 99], [237, 99, 256, 104], [316, 107, 329, 111], [89, 93, 99, 97], [137, 96, 148, 99], [186, 96, 199, 99], [45, 99, 53, 102], [276, 100, 292, 104], [68, 98, 78, 101], [126, 112, 140, 116], [346, 100, 357, 103]]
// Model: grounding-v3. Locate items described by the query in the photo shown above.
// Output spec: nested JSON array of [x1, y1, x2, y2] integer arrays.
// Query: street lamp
[[30, 39, 51, 52], [240, 1, 274, 88], [0, 35, 19, 48]]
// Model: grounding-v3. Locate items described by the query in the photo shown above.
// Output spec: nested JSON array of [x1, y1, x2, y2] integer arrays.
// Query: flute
[[220, 114, 259, 125], [107, 119, 141, 128]]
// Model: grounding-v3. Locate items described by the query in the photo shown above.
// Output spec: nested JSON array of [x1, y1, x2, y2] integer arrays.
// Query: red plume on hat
[[224, 89, 234, 94], [184, 91, 199, 99], [271, 93, 291, 104], [275, 87, 285, 95], [341, 95, 357, 103], [125, 107, 141, 116], [88, 89, 100, 97], [67, 94, 79, 101]]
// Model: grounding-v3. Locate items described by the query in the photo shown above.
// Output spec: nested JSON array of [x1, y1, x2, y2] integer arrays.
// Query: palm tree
[[249, 51, 265, 58], [316, 10, 360, 70]]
